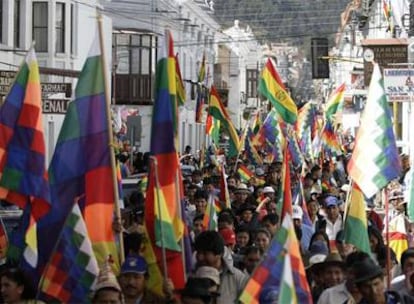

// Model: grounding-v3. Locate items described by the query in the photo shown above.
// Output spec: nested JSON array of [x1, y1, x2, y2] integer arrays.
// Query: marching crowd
[[2, 146, 414, 304], [98, 144, 413, 304]]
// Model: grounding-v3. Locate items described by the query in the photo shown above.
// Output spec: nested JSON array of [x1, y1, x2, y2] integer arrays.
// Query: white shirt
[[325, 216, 343, 240], [317, 282, 354, 304]]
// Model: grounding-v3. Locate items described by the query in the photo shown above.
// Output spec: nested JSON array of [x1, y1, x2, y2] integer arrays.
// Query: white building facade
[[0, 0, 112, 163], [104, 0, 220, 154]]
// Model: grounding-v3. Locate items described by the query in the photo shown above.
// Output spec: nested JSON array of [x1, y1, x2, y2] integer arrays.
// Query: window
[[14, 0, 20, 48], [33, 2, 48, 52], [246, 69, 258, 98], [56, 3, 65, 53], [113, 32, 157, 104]]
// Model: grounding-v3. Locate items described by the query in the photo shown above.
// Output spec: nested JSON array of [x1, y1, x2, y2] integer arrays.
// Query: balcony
[[113, 74, 154, 105]]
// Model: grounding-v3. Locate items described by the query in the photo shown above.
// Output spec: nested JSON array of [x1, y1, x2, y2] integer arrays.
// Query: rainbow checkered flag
[[39, 200, 99, 302], [347, 64, 401, 198], [239, 214, 311, 303], [0, 48, 51, 268], [144, 29, 186, 290], [38, 27, 119, 273]]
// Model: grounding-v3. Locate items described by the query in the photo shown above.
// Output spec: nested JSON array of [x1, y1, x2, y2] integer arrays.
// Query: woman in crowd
[[254, 228, 272, 254]]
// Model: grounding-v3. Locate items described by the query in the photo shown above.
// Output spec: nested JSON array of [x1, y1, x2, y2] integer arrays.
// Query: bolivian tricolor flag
[[209, 86, 240, 157], [258, 59, 297, 124]]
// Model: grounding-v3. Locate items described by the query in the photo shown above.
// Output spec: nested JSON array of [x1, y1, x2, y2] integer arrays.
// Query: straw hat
[[320, 252, 345, 270], [235, 183, 251, 193]]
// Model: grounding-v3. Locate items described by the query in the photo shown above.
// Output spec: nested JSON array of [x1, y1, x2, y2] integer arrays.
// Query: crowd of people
[[90, 142, 414, 304], [2, 143, 414, 304]]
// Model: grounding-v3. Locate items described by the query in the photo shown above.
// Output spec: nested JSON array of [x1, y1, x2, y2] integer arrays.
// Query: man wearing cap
[[313, 252, 347, 302], [181, 277, 217, 304], [231, 183, 251, 216], [307, 241, 329, 303], [319, 253, 346, 291], [193, 266, 221, 295], [119, 255, 166, 304], [324, 195, 343, 241], [353, 257, 409, 304], [292, 205, 313, 250], [317, 251, 370, 304], [237, 204, 259, 231], [194, 231, 248, 304], [386, 189, 410, 262], [92, 260, 123, 304], [262, 186, 276, 202], [219, 228, 236, 252], [365, 197, 384, 231]]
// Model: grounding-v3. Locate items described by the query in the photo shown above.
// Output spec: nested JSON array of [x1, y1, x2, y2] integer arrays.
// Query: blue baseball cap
[[121, 255, 148, 275], [325, 195, 339, 207]]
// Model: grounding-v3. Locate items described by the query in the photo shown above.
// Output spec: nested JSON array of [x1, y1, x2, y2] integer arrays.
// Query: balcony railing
[[113, 74, 154, 105]]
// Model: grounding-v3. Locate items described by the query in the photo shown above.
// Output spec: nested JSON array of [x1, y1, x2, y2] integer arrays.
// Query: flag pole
[[97, 15, 124, 264], [232, 116, 252, 173], [384, 188, 391, 289], [175, 170, 187, 280], [150, 156, 168, 277], [201, 70, 213, 169]]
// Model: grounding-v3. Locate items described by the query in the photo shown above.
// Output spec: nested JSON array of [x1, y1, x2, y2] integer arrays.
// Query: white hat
[[95, 257, 121, 293], [255, 167, 265, 176], [263, 186, 275, 194], [292, 205, 303, 220], [194, 266, 220, 285], [235, 183, 251, 193], [389, 189, 404, 201], [340, 184, 350, 193], [308, 254, 327, 268], [310, 185, 322, 194]]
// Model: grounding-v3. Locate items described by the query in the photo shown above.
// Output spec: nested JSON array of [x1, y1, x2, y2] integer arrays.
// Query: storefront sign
[[0, 70, 72, 98], [383, 68, 414, 102], [362, 39, 408, 86], [42, 99, 70, 114]]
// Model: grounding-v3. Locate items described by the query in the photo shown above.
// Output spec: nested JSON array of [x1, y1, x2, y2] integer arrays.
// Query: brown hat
[[94, 258, 121, 292], [321, 252, 345, 269]]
